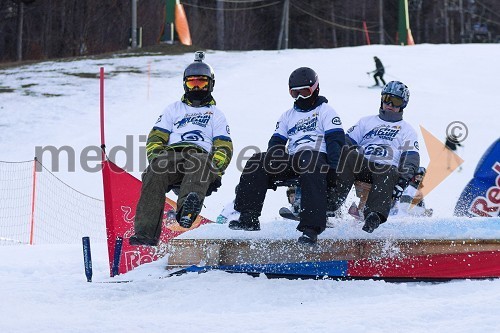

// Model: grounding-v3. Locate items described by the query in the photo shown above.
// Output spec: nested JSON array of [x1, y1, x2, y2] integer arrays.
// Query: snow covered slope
[[1, 44, 500, 332]]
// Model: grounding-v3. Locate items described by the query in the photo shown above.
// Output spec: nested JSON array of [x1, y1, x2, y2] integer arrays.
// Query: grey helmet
[[381, 81, 410, 109], [183, 51, 215, 93]]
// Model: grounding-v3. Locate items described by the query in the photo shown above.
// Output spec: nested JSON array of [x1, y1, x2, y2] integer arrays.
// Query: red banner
[[102, 160, 212, 276], [349, 251, 500, 278]]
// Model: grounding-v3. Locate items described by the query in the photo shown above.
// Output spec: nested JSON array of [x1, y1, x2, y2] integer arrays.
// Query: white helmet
[[381, 81, 410, 109]]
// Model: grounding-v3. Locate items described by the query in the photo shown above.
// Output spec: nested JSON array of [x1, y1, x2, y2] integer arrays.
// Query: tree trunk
[[16, 1, 24, 61]]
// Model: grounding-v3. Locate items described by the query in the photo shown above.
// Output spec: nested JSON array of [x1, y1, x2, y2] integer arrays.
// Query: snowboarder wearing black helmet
[[367, 56, 386, 87], [329, 81, 420, 233], [228, 67, 345, 245], [130, 51, 233, 246]]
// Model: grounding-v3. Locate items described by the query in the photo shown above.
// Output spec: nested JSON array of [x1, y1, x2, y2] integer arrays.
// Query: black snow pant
[[330, 148, 399, 222], [374, 70, 386, 86], [234, 150, 329, 234]]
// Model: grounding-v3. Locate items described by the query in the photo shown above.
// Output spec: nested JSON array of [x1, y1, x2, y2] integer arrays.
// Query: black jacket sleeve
[[325, 130, 346, 170], [345, 134, 357, 147], [399, 151, 420, 182], [268, 134, 287, 150]]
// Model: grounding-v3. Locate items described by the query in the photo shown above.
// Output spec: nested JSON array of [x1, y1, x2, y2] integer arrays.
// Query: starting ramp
[[165, 218, 500, 280]]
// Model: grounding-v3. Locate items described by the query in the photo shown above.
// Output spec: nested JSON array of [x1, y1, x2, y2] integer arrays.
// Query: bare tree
[[1, 0, 500, 63]]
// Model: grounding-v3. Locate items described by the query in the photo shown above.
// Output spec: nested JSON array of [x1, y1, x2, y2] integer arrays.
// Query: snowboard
[[358, 84, 382, 89], [279, 207, 335, 229], [279, 207, 299, 221]]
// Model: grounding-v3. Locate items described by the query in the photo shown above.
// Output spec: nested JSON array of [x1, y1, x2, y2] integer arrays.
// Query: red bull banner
[[454, 138, 500, 217]]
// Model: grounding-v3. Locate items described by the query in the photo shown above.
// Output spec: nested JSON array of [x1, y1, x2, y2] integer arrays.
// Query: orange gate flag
[[175, 4, 192, 46]]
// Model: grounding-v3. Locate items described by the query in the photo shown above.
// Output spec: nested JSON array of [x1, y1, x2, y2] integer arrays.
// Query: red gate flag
[[102, 159, 212, 276]]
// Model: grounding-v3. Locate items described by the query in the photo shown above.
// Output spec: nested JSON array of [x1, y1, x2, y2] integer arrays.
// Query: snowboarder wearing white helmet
[[329, 81, 420, 233]]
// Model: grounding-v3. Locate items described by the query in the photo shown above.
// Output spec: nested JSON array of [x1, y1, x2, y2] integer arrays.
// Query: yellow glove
[[212, 150, 228, 174]]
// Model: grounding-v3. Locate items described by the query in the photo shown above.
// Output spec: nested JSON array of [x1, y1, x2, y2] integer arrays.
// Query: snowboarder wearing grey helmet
[[329, 81, 420, 233]]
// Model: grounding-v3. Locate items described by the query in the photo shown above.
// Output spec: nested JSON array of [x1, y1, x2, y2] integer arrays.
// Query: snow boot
[[228, 213, 260, 231], [298, 227, 318, 245], [362, 212, 382, 233], [177, 192, 202, 229]]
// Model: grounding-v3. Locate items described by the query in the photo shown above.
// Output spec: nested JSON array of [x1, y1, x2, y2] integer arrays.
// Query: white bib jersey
[[273, 103, 344, 155], [153, 101, 231, 152], [346, 115, 419, 167]]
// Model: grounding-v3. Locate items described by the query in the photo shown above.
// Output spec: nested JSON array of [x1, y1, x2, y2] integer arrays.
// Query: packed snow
[[1, 44, 500, 332]]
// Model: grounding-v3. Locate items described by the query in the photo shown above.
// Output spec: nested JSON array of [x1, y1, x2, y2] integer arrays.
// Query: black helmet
[[288, 67, 319, 110], [288, 67, 318, 89], [183, 51, 215, 93]]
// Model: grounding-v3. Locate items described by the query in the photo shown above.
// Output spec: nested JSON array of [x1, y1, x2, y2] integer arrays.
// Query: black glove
[[206, 176, 222, 197], [326, 169, 337, 187], [392, 178, 409, 200]]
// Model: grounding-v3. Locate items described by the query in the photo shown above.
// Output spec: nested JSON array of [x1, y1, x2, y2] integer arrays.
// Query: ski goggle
[[185, 76, 209, 90], [289, 80, 319, 100], [381, 94, 404, 107]]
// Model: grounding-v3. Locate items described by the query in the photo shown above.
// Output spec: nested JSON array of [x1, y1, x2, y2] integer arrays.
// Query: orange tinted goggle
[[289, 80, 319, 100], [382, 94, 404, 107], [185, 76, 209, 90]]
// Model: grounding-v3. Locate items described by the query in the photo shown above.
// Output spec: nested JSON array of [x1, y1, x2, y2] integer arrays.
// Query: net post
[[29, 157, 37, 245], [111, 236, 123, 277], [100, 67, 106, 162]]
